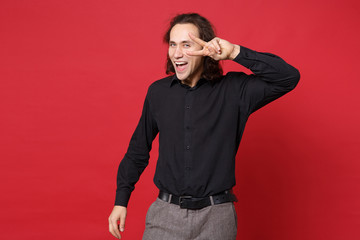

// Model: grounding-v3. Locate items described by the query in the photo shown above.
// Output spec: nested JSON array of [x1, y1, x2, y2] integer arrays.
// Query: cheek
[[193, 56, 203, 68], [168, 49, 173, 58]]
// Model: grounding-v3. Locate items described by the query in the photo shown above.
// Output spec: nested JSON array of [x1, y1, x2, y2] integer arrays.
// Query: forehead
[[169, 23, 200, 42]]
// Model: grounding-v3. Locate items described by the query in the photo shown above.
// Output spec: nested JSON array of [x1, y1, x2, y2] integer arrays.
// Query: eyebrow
[[169, 40, 192, 44]]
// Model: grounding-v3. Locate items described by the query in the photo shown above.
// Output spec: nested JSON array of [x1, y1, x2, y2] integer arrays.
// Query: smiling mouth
[[175, 62, 188, 72]]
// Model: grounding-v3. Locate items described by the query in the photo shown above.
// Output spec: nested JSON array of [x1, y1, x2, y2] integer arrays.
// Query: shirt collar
[[169, 74, 178, 87], [169, 75, 210, 88]]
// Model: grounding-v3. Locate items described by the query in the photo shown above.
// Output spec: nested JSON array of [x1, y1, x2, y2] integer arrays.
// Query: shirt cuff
[[232, 45, 257, 69], [114, 190, 131, 207]]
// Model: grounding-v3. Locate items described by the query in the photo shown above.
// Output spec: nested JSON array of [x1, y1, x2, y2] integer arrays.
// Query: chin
[[175, 73, 188, 81]]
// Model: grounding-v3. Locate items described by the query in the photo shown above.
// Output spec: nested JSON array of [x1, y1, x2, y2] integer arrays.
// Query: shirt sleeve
[[230, 45, 300, 114], [114, 86, 159, 207]]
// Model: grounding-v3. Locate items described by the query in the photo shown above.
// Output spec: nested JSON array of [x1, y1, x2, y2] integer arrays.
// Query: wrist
[[229, 44, 240, 60]]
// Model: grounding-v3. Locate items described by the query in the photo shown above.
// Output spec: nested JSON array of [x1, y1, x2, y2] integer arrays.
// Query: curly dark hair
[[163, 13, 223, 81]]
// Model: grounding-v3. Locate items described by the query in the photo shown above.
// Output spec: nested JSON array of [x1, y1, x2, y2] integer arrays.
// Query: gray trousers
[[142, 197, 237, 240]]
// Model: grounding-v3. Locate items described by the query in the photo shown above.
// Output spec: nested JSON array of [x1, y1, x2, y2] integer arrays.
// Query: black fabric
[[115, 45, 300, 207]]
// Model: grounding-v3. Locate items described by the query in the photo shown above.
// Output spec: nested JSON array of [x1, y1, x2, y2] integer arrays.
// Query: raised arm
[[186, 33, 300, 113], [230, 45, 300, 113]]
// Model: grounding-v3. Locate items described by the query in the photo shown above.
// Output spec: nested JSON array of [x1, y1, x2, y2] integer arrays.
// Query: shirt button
[[185, 167, 191, 170], [186, 126, 190, 130], [186, 105, 190, 109], [186, 145, 190, 150]]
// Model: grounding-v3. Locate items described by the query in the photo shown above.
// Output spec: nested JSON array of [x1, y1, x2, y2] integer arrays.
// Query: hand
[[108, 205, 127, 239], [186, 33, 240, 61]]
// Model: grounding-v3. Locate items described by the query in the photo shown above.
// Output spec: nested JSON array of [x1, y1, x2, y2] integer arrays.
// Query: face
[[168, 23, 204, 83]]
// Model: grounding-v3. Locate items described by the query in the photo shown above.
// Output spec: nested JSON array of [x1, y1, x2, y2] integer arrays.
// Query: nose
[[174, 46, 183, 58]]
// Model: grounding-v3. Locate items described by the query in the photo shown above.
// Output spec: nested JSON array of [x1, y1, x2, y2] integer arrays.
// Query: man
[[109, 13, 300, 239]]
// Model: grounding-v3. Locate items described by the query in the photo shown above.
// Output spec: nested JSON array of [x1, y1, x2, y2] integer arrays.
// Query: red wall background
[[1, 0, 359, 239]]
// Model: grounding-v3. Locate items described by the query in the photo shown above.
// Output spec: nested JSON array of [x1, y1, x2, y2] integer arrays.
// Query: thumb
[[119, 214, 126, 232]]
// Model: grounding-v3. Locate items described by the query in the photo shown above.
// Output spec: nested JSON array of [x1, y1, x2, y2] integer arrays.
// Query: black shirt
[[115, 45, 300, 207]]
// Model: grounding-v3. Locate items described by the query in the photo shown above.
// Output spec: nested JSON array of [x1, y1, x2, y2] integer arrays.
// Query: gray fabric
[[142, 197, 237, 240]]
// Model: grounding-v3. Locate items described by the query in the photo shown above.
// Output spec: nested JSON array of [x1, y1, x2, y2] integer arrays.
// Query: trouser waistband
[[158, 189, 237, 210]]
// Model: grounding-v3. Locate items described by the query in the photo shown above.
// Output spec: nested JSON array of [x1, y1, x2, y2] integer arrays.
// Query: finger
[[119, 214, 126, 232], [207, 42, 218, 54], [202, 43, 217, 57], [109, 218, 121, 239], [110, 221, 120, 239], [186, 49, 205, 56], [188, 32, 207, 47], [205, 40, 219, 55], [212, 38, 222, 54]]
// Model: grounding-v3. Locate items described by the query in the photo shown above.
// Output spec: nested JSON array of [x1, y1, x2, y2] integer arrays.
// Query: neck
[[181, 68, 203, 88], [181, 78, 199, 88]]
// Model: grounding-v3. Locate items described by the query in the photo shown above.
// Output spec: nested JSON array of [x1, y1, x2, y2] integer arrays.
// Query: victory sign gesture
[[186, 33, 241, 61]]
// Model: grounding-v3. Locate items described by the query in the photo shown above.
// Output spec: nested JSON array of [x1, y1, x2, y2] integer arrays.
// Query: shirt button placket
[[183, 89, 193, 189]]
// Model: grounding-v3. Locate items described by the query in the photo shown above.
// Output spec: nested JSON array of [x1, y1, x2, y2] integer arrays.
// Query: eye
[[169, 43, 176, 47], [184, 44, 190, 48]]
